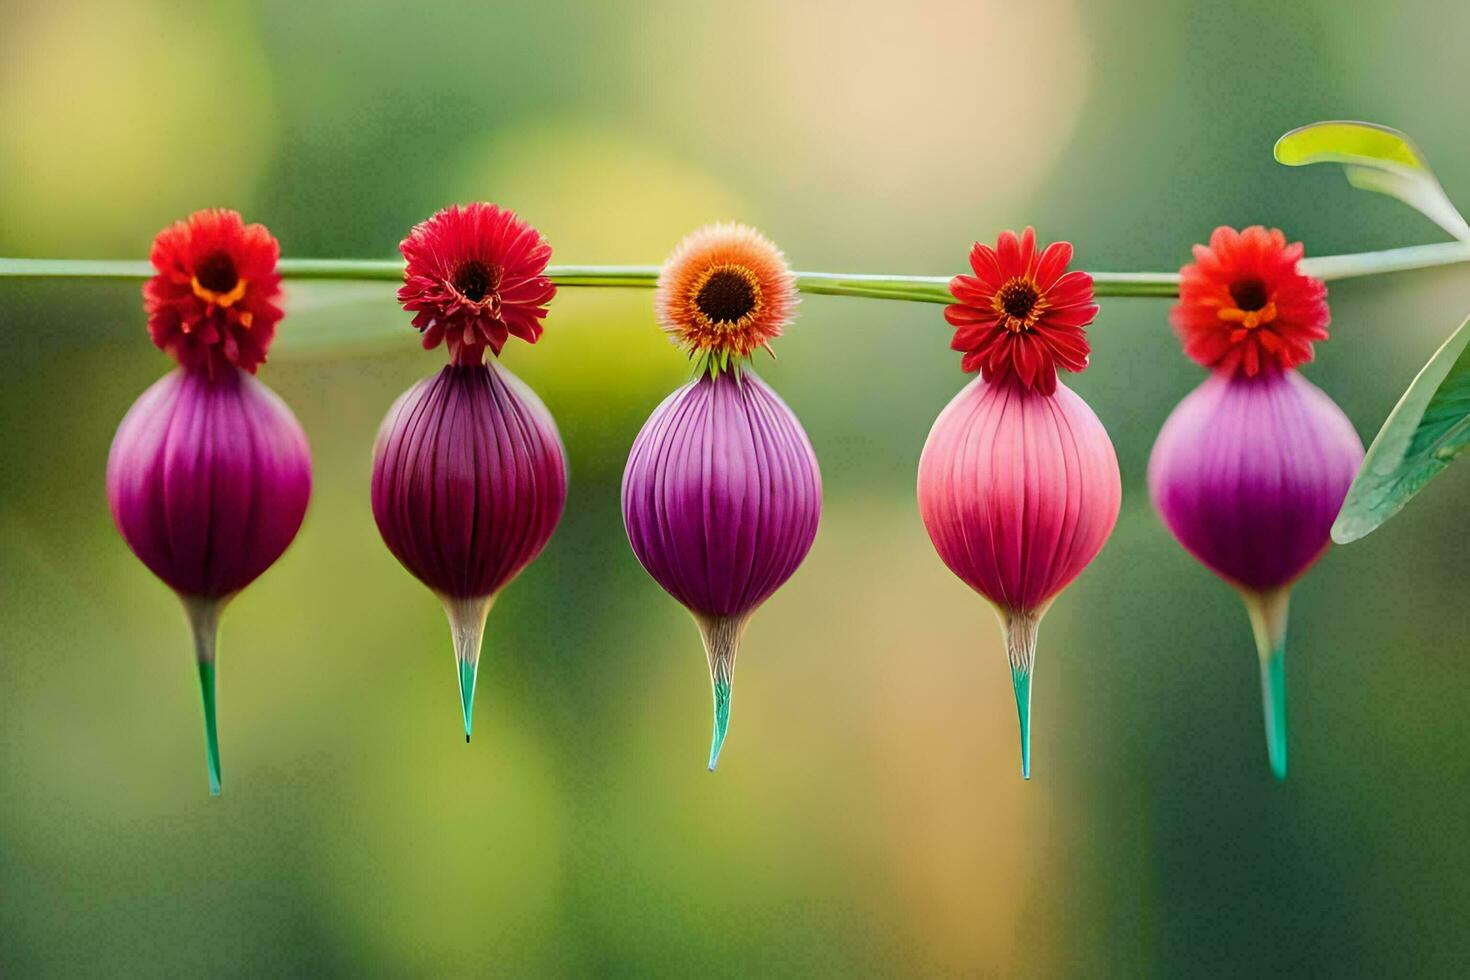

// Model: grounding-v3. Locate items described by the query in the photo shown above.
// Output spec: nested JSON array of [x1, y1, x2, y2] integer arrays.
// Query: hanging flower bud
[[623, 223, 820, 770], [918, 228, 1120, 779], [371, 203, 566, 741], [107, 209, 312, 795], [1149, 226, 1363, 779]]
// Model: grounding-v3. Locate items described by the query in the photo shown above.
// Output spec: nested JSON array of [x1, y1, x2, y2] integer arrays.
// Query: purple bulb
[[107, 365, 312, 796], [108, 367, 312, 600], [1149, 368, 1363, 778], [622, 368, 821, 769], [109, 208, 309, 797], [371, 362, 567, 738], [1153, 224, 1366, 779], [1150, 369, 1362, 594]]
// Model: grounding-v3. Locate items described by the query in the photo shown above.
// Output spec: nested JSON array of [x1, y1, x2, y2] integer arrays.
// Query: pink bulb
[[918, 375, 1120, 777], [919, 376, 1120, 613]]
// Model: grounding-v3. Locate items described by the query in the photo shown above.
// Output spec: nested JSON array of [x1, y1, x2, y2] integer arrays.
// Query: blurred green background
[[4, 0, 1470, 975]]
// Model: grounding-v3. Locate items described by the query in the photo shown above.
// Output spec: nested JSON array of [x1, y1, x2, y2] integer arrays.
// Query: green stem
[[181, 595, 226, 796], [1299, 241, 1470, 281], [1000, 608, 1042, 781], [1241, 587, 1292, 782], [2, 239, 1466, 302], [441, 594, 495, 744], [694, 612, 746, 772]]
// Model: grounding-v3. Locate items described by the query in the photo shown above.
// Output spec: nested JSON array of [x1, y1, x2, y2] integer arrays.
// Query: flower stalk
[[918, 229, 1121, 779], [623, 223, 821, 771], [183, 594, 224, 796], [1148, 226, 1364, 780], [5, 238, 1468, 302], [1241, 586, 1291, 780], [106, 209, 313, 796], [369, 203, 567, 742]]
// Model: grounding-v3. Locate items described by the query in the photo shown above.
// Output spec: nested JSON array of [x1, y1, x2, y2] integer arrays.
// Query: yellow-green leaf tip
[[1274, 120, 1426, 170]]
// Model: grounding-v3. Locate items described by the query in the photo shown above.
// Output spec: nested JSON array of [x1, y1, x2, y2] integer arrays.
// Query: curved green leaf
[[1334, 314, 1470, 543], [1275, 121, 1470, 241]]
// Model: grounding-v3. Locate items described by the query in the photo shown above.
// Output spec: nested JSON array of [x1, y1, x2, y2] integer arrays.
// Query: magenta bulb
[[107, 208, 310, 795], [1151, 225, 1365, 779]]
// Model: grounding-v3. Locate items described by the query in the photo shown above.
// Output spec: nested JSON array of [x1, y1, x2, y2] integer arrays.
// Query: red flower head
[[398, 203, 556, 365], [945, 228, 1098, 395], [655, 222, 798, 365], [1172, 226, 1329, 377], [143, 209, 284, 375]]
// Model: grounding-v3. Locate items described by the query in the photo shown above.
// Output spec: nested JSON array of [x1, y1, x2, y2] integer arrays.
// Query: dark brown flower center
[[1230, 278, 1270, 312], [454, 261, 498, 303], [194, 252, 239, 294], [695, 267, 758, 324], [997, 279, 1039, 322]]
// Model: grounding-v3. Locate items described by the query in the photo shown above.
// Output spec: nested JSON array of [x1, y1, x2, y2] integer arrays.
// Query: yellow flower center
[[1218, 278, 1278, 330], [189, 251, 248, 309]]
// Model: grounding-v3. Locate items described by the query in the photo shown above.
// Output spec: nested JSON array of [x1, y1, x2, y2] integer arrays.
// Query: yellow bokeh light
[[449, 120, 757, 420], [0, 0, 276, 254], [634, 0, 1091, 255]]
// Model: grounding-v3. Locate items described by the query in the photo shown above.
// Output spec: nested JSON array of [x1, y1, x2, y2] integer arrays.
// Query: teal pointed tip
[[181, 596, 225, 796], [196, 659, 222, 796], [457, 657, 478, 743], [1259, 651, 1288, 781], [1242, 588, 1291, 781], [1011, 664, 1032, 780], [442, 595, 494, 744], [695, 613, 744, 772], [707, 677, 732, 771]]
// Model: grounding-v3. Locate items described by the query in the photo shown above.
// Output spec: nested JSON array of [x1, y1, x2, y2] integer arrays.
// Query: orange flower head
[[143, 209, 284, 375], [655, 223, 797, 365], [1171, 225, 1329, 376]]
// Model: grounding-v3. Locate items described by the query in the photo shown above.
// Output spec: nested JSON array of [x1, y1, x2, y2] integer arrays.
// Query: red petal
[[1012, 335, 1038, 388], [945, 303, 998, 327], [996, 230, 1022, 277], [948, 275, 995, 306], [1041, 303, 1098, 329], [967, 244, 1004, 285], [1033, 241, 1073, 290], [1045, 271, 1095, 306]]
